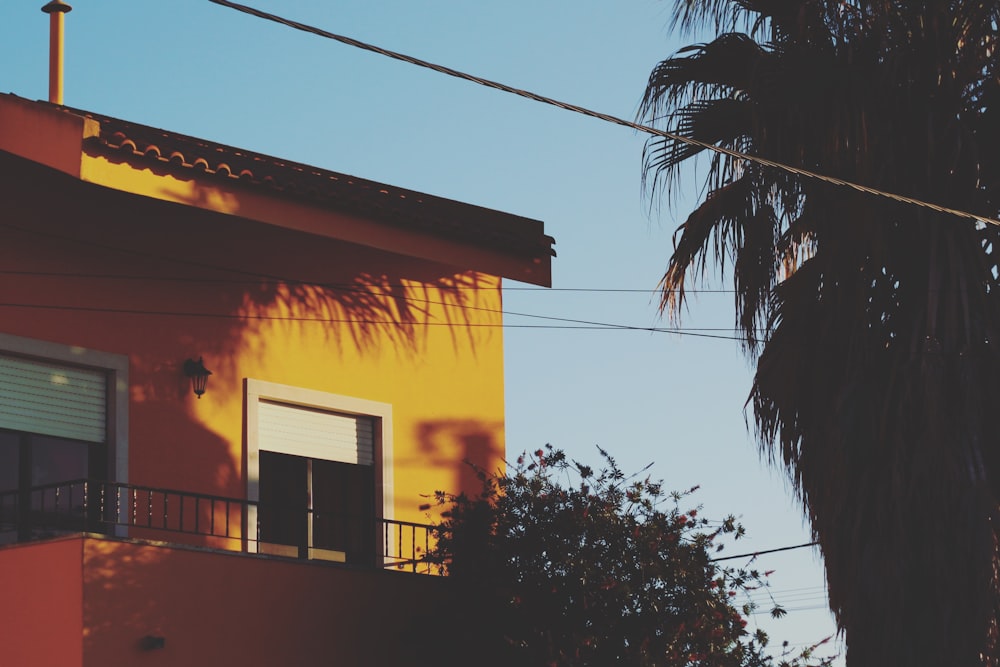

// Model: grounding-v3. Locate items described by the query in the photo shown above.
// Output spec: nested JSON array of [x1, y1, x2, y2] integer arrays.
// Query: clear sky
[[2, 0, 841, 661]]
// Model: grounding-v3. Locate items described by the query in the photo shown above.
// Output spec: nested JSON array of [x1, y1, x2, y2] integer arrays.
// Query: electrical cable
[[0, 270, 734, 293], [5, 10, 857, 624], [0, 223, 744, 339], [710, 541, 818, 562], [0, 300, 743, 338], [208, 0, 1000, 230]]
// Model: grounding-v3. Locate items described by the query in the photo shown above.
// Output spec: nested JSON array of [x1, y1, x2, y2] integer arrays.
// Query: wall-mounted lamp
[[183, 357, 212, 399]]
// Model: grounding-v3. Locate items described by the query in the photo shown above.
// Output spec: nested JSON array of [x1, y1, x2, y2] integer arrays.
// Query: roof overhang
[[0, 94, 554, 286]]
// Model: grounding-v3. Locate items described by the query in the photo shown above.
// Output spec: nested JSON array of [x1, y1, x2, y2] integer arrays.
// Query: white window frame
[[244, 379, 393, 558], [0, 332, 129, 484], [0, 333, 129, 537]]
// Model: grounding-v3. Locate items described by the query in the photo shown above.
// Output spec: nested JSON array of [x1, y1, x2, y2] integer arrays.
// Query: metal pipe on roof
[[41, 1, 72, 105]]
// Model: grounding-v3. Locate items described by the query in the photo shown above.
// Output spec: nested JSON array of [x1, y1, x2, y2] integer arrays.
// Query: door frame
[[244, 379, 393, 558]]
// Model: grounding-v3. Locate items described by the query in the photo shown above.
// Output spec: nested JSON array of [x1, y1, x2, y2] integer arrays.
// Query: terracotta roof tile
[[68, 107, 554, 262]]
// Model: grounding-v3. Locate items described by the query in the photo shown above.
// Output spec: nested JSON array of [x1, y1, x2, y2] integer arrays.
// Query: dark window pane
[[259, 451, 308, 548], [31, 435, 88, 486], [0, 432, 18, 492], [21, 436, 90, 537], [0, 420, 105, 543], [312, 459, 375, 563], [0, 432, 17, 543]]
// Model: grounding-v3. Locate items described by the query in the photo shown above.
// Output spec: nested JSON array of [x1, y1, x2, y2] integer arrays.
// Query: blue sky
[[2, 0, 841, 660]]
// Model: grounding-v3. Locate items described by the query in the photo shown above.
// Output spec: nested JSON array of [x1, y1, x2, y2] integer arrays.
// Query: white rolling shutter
[[0, 354, 107, 443], [258, 399, 374, 466]]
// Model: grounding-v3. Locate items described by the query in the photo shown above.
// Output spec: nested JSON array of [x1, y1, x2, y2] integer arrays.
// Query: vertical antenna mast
[[41, 1, 72, 105]]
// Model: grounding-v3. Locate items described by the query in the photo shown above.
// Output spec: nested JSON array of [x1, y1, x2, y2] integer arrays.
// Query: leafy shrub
[[425, 445, 832, 667]]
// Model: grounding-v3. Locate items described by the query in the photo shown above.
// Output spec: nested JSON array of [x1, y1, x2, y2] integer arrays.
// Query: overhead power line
[[209, 0, 1000, 230], [0, 270, 732, 293], [0, 301, 743, 338], [710, 542, 819, 562], [0, 223, 743, 340]]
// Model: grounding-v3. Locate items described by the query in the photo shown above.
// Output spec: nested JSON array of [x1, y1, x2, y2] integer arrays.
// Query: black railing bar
[[11, 478, 439, 550], [0, 481, 440, 533], [378, 516, 443, 531], [403, 524, 411, 572], [24, 479, 249, 509], [17, 500, 429, 541], [382, 556, 433, 569]]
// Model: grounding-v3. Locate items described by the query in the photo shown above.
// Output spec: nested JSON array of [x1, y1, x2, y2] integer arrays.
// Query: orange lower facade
[[1, 535, 468, 666]]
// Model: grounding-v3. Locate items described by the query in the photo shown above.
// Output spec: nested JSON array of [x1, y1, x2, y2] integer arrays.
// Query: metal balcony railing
[[0, 479, 441, 574]]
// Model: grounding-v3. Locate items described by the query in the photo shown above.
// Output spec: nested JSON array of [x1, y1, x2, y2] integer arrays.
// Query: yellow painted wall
[[0, 148, 506, 525]]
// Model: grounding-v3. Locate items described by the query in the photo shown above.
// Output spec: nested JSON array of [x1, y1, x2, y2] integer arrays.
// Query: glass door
[[311, 458, 375, 565], [258, 451, 375, 564], [258, 451, 309, 557]]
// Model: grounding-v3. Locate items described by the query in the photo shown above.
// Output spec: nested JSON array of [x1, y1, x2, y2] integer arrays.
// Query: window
[[245, 380, 392, 565], [0, 334, 128, 543]]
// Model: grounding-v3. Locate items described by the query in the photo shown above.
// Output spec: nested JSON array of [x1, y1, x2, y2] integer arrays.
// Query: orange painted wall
[[81, 537, 472, 667], [0, 537, 83, 667], [0, 149, 506, 525], [0, 536, 480, 667]]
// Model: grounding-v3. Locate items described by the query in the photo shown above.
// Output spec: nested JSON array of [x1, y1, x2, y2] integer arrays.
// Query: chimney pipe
[[41, 1, 72, 105]]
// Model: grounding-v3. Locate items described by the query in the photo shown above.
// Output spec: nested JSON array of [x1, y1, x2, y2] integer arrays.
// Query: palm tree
[[639, 1, 1000, 665]]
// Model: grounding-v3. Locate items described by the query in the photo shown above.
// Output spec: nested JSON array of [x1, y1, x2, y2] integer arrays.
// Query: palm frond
[[640, 97, 753, 203], [643, 2, 1000, 664], [640, 33, 768, 116], [660, 174, 755, 319]]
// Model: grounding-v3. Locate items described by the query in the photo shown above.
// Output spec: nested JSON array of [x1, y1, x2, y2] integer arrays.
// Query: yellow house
[[0, 92, 553, 665]]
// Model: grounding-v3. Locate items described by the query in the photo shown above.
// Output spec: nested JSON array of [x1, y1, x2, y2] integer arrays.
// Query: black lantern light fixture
[[183, 357, 212, 399]]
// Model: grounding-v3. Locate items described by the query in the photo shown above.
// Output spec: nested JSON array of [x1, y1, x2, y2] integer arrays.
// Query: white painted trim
[[243, 379, 393, 556], [0, 333, 129, 485], [0, 333, 129, 538]]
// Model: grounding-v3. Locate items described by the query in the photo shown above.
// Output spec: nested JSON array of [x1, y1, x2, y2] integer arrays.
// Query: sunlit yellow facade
[[0, 93, 552, 666]]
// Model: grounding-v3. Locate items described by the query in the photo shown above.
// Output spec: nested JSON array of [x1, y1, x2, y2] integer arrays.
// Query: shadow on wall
[[83, 538, 169, 660], [406, 420, 504, 511], [133, 152, 492, 360], [80, 537, 468, 666], [0, 158, 498, 500], [0, 153, 490, 363], [232, 268, 486, 360]]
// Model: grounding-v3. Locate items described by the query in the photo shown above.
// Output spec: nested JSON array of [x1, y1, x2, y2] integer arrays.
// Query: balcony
[[0, 479, 440, 574]]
